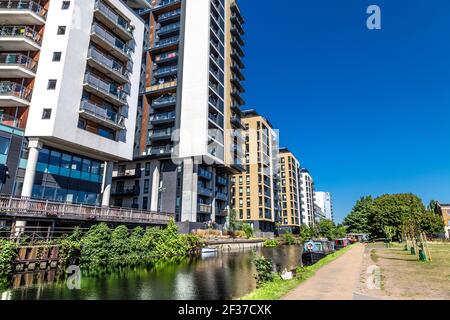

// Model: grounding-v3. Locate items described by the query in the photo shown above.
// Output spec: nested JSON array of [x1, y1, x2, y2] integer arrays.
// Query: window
[[52, 52, 62, 61], [145, 162, 151, 176], [57, 26, 66, 35], [47, 79, 57, 90], [144, 179, 149, 193], [142, 197, 148, 210], [61, 1, 70, 9], [0, 136, 10, 155], [42, 108, 52, 119]]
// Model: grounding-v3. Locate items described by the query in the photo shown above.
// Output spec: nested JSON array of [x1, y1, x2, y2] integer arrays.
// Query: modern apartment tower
[[278, 148, 302, 233], [0, 0, 146, 229], [315, 191, 333, 221], [110, 0, 246, 225], [230, 110, 279, 233], [300, 168, 315, 226]]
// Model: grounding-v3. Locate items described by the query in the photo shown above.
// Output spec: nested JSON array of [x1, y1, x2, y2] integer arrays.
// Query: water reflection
[[2, 246, 301, 300]]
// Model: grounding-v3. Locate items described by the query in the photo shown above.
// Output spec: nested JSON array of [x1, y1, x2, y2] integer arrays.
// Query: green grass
[[239, 244, 357, 300]]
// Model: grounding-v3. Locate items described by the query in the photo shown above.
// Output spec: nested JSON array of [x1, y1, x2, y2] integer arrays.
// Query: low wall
[[205, 240, 264, 252]]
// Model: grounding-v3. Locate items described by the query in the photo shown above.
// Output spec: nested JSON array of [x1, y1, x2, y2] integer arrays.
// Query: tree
[[226, 209, 241, 238], [343, 196, 373, 233], [427, 200, 439, 213], [418, 210, 444, 235], [298, 225, 312, 241], [316, 219, 336, 240]]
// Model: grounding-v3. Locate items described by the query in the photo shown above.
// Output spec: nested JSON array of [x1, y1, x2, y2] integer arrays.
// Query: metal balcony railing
[[155, 0, 180, 8], [0, 53, 37, 72], [148, 145, 172, 155], [157, 22, 180, 34], [0, 0, 47, 19], [152, 95, 176, 107], [0, 25, 42, 45], [153, 65, 178, 77], [87, 47, 128, 79], [83, 72, 128, 102], [153, 36, 179, 48], [198, 168, 212, 180], [95, 0, 133, 36], [150, 111, 175, 122], [0, 81, 32, 101], [80, 100, 122, 126], [0, 195, 174, 225], [149, 127, 173, 139], [197, 185, 213, 197], [91, 23, 132, 57], [158, 8, 181, 22]]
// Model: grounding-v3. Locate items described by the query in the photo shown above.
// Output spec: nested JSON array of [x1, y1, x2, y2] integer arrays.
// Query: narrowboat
[[302, 239, 335, 266]]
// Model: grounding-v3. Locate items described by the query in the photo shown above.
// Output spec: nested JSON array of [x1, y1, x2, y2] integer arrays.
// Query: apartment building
[[300, 168, 315, 226], [230, 110, 279, 233], [0, 0, 146, 229], [110, 0, 246, 225], [315, 191, 334, 221], [278, 148, 302, 233], [435, 203, 450, 239]]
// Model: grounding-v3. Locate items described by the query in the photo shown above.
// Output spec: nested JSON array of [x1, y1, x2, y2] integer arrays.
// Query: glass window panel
[[0, 136, 10, 155], [38, 148, 50, 164], [82, 159, 91, 173]]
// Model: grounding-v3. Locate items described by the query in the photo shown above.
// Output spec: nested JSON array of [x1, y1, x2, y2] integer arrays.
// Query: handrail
[[0, 0, 47, 18], [0, 53, 37, 72]]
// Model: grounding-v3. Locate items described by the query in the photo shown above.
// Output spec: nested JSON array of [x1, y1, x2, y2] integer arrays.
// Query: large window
[[0, 136, 10, 155]]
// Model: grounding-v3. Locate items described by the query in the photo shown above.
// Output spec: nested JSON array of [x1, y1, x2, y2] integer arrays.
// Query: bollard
[[410, 246, 416, 255]]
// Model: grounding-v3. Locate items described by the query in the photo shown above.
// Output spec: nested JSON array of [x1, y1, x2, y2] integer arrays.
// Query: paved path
[[282, 244, 366, 300]]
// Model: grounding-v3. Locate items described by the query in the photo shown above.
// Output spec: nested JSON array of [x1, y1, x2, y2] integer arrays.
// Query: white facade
[[315, 191, 334, 221], [300, 169, 315, 226], [25, 0, 144, 161]]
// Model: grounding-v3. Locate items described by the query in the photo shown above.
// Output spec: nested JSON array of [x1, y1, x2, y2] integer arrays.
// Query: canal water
[[1, 245, 302, 300]]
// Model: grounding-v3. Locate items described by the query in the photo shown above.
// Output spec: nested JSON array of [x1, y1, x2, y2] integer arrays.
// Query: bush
[[80, 223, 112, 266], [242, 223, 254, 239], [283, 233, 296, 245], [0, 239, 17, 288], [253, 254, 274, 287], [234, 230, 246, 238], [263, 239, 279, 248]]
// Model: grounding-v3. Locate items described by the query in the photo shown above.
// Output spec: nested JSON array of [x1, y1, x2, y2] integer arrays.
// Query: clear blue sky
[[239, 0, 450, 222]]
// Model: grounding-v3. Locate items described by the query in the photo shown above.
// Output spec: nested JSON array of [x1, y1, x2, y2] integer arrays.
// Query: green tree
[[343, 196, 373, 233], [226, 209, 241, 238], [110, 225, 131, 261], [298, 225, 312, 241], [241, 223, 254, 239], [80, 223, 112, 266], [418, 210, 444, 235], [316, 219, 336, 240]]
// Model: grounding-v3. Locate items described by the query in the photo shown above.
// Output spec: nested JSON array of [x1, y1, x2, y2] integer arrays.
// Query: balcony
[[111, 185, 140, 196], [156, 22, 180, 37], [152, 0, 181, 14], [231, 75, 245, 93], [79, 100, 125, 131], [215, 191, 228, 202], [94, 0, 134, 41], [230, 27, 244, 46], [91, 23, 132, 61], [153, 65, 178, 78], [198, 204, 212, 214], [0, 25, 42, 51], [87, 47, 129, 84], [83, 72, 128, 106], [157, 8, 181, 24], [0, 53, 37, 78], [0, 113, 25, 129], [0, 1, 47, 25], [216, 176, 227, 186], [150, 36, 179, 53], [231, 115, 243, 129], [215, 208, 228, 217], [149, 127, 173, 141], [198, 168, 212, 180], [231, 50, 244, 69], [0, 81, 31, 106], [208, 113, 224, 128], [113, 168, 141, 179], [145, 80, 177, 95], [197, 185, 213, 197], [151, 95, 176, 109], [231, 63, 245, 81], [231, 87, 245, 105], [149, 111, 175, 124], [148, 145, 172, 156], [154, 51, 178, 64], [208, 95, 224, 113]]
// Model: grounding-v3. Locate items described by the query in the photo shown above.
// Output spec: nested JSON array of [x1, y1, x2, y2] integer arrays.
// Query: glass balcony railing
[[208, 113, 224, 127], [83, 72, 127, 102], [155, 51, 178, 62], [80, 100, 121, 126], [0, 53, 37, 72], [153, 65, 178, 77], [149, 127, 173, 139], [198, 168, 212, 180], [149, 111, 176, 122], [152, 95, 176, 107], [95, 0, 133, 36], [148, 145, 172, 155], [91, 23, 132, 58], [153, 36, 179, 49], [87, 47, 128, 79], [216, 176, 227, 185], [216, 191, 228, 201], [158, 8, 181, 22], [0, 25, 42, 45], [155, 0, 180, 8], [0, 81, 32, 101], [197, 185, 213, 197], [157, 22, 180, 34], [0, 0, 47, 19]]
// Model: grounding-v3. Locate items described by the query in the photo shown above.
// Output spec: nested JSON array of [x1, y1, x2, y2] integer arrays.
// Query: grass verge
[[239, 244, 358, 300]]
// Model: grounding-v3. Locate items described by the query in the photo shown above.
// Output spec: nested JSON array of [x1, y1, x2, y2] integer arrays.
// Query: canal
[[1, 245, 302, 300]]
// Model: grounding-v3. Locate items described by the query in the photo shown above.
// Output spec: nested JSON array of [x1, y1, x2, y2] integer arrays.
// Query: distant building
[[314, 203, 326, 222], [300, 168, 315, 226], [315, 191, 334, 221], [435, 203, 450, 239]]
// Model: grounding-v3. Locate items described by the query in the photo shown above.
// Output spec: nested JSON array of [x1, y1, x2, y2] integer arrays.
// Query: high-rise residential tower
[[110, 0, 246, 225], [230, 109, 279, 233], [315, 191, 333, 221], [0, 0, 147, 229], [300, 168, 315, 226], [278, 148, 302, 233]]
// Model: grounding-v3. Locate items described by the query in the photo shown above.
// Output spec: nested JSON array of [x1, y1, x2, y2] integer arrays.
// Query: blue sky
[[239, 0, 450, 222]]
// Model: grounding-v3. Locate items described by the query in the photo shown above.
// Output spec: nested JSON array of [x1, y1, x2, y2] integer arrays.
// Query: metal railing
[[83, 72, 127, 102], [95, 0, 133, 35], [0, 25, 42, 45], [80, 100, 122, 126], [0, 0, 47, 18], [0, 81, 32, 101], [152, 95, 176, 107], [91, 22, 132, 57], [0, 195, 174, 225], [153, 36, 179, 48], [149, 127, 173, 139], [153, 65, 178, 77], [148, 145, 172, 155], [157, 22, 180, 34], [155, 0, 180, 8], [0, 113, 25, 129], [0, 53, 37, 72], [158, 8, 181, 22], [87, 47, 128, 79], [150, 111, 176, 122]]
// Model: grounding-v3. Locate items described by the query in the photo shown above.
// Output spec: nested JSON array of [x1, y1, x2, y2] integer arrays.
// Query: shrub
[[80, 223, 112, 266], [242, 223, 254, 239], [234, 230, 246, 238], [263, 239, 279, 248], [283, 233, 296, 245], [253, 254, 274, 287], [0, 239, 17, 288]]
